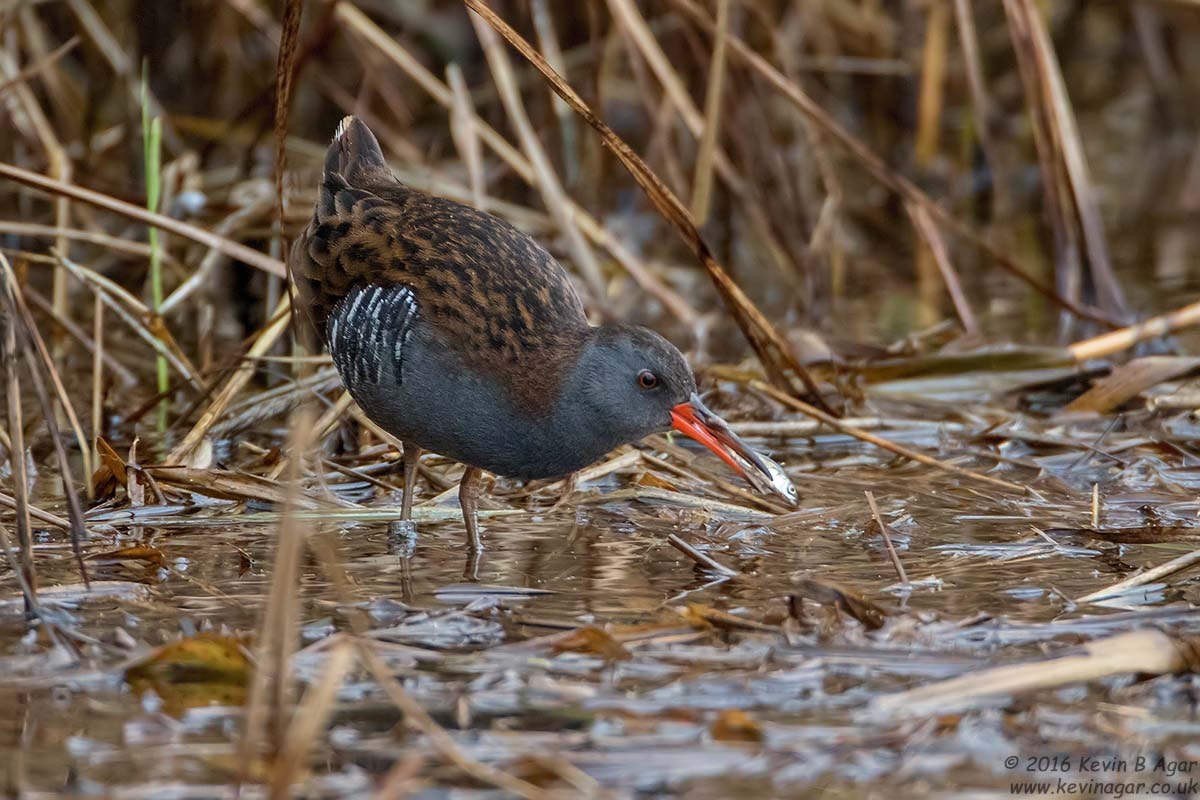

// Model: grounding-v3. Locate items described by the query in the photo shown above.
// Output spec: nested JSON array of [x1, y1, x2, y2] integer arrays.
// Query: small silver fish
[[687, 394, 799, 506]]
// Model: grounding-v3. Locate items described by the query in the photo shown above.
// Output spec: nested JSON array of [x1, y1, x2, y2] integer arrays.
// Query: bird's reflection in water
[[385, 519, 417, 600], [386, 518, 481, 582]]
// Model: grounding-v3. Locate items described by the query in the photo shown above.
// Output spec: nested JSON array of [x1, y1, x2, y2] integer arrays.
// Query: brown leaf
[[709, 709, 764, 743], [551, 626, 631, 661], [125, 634, 252, 717], [677, 603, 779, 632], [791, 578, 888, 630], [86, 545, 165, 567], [90, 436, 127, 500], [636, 472, 678, 491], [126, 633, 252, 685]]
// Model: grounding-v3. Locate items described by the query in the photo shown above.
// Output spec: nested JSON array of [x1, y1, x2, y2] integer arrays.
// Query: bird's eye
[[637, 370, 659, 390]]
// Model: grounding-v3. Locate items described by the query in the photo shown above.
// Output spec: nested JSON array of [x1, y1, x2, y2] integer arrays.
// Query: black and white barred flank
[[328, 283, 419, 386]]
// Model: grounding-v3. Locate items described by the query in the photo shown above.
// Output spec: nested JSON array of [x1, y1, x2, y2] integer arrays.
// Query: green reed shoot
[[141, 67, 167, 432]]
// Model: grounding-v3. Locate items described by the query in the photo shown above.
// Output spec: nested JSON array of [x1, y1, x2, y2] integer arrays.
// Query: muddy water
[[4, 405, 1200, 798]]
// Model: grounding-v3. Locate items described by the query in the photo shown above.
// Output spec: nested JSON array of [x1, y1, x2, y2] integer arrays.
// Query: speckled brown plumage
[[290, 117, 588, 407]]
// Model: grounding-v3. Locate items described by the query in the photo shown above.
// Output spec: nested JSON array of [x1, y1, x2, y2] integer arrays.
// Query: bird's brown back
[[289, 117, 590, 375]]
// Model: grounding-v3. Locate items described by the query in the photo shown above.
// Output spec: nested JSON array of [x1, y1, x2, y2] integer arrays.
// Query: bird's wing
[[288, 117, 589, 370]]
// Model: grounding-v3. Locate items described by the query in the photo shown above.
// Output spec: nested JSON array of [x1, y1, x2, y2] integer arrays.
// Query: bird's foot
[[387, 519, 418, 557], [462, 547, 481, 581]]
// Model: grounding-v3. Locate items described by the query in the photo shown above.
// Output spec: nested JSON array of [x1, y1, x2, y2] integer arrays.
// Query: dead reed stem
[[168, 296, 291, 463], [689, 0, 730, 224], [668, 0, 1116, 329], [359, 644, 555, 800], [1, 289, 35, 613], [464, 0, 833, 410], [0, 162, 286, 278], [1074, 547, 1200, 605], [913, 0, 949, 327], [239, 406, 315, 781], [446, 63, 485, 209], [751, 379, 1026, 494], [1068, 298, 1200, 361], [470, 12, 608, 307], [1003, 0, 1128, 321]]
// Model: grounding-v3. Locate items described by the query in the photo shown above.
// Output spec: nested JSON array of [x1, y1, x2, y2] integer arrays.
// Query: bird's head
[[570, 324, 798, 505]]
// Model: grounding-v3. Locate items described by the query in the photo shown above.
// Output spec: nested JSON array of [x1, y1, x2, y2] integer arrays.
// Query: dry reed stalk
[[371, 752, 425, 800], [1067, 299, 1200, 360], [690, 0, 730, 224], [268, 638, 355, 797], [464, 0, 832, 410], [1, 254, 93, 484], [445, 64, 485, 209], [750, 379, 1026, 494], [358, 644, 555, 800], [529, 0, 579, 186], [470, 13, 608, 306], [907, 202, 978, 336], [91, 293, 102, 476], [274, 0, 301, 262], [668, 0, 1115, 329], [1074, 548, 1200, 605], [334, 2, 696, 326], [168, 296, 291, 463], [64, 0, 181, 149], [0, 222, 186, 275], [666, 532, 738, 576], [952, 0, 1007, 216], [239, 406, 316, 782], [0, 163, 286, 277], [0, 523, 39, 620], [160, 195, 274, 314], [0, 491, 86, 533], [606, 0, 745, 195], [0, 35, 77, 97], [23, 287, 137, 386], [1, 291, 35, 613], [0, 41, 72, 360], [54, 252, 204, 391], [913, 0, 950, 327], [1002, 0, 1128, 321], [873, 629, 1199, 714]]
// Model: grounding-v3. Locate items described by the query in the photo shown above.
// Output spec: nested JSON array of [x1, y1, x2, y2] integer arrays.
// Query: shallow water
[[5, 399, 1200, 798]]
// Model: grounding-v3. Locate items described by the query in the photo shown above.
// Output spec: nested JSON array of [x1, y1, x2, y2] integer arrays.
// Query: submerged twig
[[865, 491, 909, 587], [667, 532, 738, 577]]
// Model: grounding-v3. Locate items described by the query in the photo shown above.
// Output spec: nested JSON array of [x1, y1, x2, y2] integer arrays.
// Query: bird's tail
[[324, 115, 388, 182]]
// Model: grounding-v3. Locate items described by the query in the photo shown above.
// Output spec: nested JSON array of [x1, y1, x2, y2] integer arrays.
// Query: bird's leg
[[400, 442, 422, 521], [459, 466, 484, 552]]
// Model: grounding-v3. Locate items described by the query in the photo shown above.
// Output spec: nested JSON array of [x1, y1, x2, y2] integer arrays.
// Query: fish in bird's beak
[[669, 393, 798, 506]]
